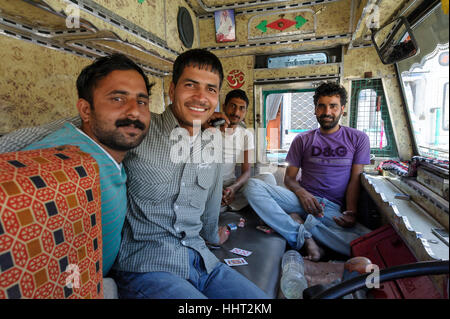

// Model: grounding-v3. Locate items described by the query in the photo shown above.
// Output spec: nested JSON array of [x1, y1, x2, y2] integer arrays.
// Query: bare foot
[[218, 226, 230, 245], [303, 238, 325, 262], [304, 260, 345, 287], [289, 213, 304, 224]]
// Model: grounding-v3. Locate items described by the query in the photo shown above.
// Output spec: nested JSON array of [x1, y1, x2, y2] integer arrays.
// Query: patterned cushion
[[0, 145, 103, 299]]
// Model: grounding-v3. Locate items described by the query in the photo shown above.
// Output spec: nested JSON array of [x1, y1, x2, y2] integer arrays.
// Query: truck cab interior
[[0, 0, 448, 300]]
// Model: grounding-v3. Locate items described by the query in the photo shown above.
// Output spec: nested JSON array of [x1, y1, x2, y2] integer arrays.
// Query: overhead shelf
[[0, 0, 173, 77]]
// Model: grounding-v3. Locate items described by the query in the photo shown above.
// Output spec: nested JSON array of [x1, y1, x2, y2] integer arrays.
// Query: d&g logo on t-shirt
[[311, 146, 348, 157]]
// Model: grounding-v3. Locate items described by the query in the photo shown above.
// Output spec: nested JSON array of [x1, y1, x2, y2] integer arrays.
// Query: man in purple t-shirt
[[243, 82, 371, 260]]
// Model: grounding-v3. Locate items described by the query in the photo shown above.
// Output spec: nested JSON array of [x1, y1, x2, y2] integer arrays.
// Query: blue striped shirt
[[24, 122, 127, 275], [113, 107, 223, 277]]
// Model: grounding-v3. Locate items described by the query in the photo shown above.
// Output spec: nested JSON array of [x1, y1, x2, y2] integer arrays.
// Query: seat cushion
[[0, 145, 103, 299], [213, 209, 286, 298]]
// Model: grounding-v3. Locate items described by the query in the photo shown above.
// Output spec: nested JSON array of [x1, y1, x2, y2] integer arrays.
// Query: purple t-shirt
[[286, 126, 370, 207]]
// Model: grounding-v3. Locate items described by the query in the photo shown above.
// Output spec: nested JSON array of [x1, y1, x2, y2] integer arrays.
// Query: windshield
[[398, 4, 449, 160], [400, 46, 449, 159]]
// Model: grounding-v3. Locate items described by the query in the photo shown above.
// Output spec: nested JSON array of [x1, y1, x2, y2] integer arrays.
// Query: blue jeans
[[111, 249, 269, 299], [243, 178, 370, 256]]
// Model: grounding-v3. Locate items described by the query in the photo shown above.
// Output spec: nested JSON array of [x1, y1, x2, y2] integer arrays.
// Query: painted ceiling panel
[[198, 0, 351, 53], [200, 0, 291, 6], [187, 0, 343, 14], [352, 0, 417, 46]]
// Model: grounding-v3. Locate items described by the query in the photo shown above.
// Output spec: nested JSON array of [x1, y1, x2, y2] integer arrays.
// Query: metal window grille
[[350, 79, 398, 158], [264, 90, 317, 152], [282, 91, 318, 149], [289, 92, 317, 131]]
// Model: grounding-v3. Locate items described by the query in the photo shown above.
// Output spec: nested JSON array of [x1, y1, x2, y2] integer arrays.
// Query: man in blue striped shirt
[[111, 49, 269, 299], [24, 54, 152, 276]]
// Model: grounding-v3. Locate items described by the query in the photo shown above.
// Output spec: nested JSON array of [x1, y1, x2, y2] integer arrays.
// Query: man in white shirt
[[220, 89, 275, 211]]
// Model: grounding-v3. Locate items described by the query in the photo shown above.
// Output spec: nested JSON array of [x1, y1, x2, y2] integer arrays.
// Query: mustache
[[115, 118, 146, 130], [319, 115, 334, 120], [186, 100, 209, 108]]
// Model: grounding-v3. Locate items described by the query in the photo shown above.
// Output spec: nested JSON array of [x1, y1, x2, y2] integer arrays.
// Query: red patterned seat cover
[[0, 145, 103, 299]]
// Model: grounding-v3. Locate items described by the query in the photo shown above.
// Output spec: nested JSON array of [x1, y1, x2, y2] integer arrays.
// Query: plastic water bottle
[[280, 250, 308, 299]]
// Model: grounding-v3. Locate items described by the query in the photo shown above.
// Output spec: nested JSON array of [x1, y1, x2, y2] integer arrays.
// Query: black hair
[[172, 49, 224, 88], [76, 53, 153, 106], [313, 82, 348, 106], [224, 89, 249, 108]]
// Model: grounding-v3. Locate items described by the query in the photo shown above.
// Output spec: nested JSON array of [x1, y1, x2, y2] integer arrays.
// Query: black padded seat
[[212, 208, 287, 299]]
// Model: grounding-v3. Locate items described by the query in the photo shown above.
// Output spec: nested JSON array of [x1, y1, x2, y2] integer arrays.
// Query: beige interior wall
[[254, 64, 340, 80], [93, 0, 166, 41], [0, 36, 89, 134], [0, 0, 195, 135]]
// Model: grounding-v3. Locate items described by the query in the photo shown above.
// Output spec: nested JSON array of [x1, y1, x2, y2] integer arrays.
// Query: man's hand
[[203, 112, 230, 130], [222, 186, 236, 206], [295, 188, 324, 218], [218, 225, 230, 244], [333, 211, 357, 228]]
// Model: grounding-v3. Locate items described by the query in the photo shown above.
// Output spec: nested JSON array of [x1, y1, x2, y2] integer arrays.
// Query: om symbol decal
[[226, 69, 245, 89]]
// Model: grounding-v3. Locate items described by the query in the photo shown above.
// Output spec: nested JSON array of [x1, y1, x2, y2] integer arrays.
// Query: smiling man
[[220, 89, 253, 210], [22, 54, 152, 275], [110, 49, 268, 299], [219, 89, 275, 211], [243, 82, 372, 261]]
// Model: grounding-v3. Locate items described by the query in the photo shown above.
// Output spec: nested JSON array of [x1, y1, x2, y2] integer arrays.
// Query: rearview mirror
[[371, 17, 419, 64]]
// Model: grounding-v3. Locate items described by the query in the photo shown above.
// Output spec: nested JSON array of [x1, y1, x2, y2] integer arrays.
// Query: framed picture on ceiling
[[214, 9, 236, 43]]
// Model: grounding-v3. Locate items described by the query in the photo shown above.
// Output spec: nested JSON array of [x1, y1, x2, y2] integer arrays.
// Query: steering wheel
[[309, 260, 449, 299]]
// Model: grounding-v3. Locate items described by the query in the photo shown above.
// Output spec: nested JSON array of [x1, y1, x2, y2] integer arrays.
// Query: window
[[356, 89, 388, 149], [255, 47, 341, 69], [268, 53, 327, 68], [400, 45, 449, 158], [397, 3, 449, 159], [263, 90, 318, 161], [350, 79, 398, 158]]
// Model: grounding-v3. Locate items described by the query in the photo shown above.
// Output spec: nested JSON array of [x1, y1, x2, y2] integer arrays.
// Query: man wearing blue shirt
[[24, 54, 152, 276]]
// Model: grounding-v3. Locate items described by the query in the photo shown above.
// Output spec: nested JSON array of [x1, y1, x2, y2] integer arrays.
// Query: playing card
[[230, 248, 252, 257], [224, 258, 248, 266]]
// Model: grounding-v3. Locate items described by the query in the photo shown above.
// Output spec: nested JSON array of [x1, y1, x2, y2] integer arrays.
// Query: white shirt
[[222, 126, 254, 183]]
